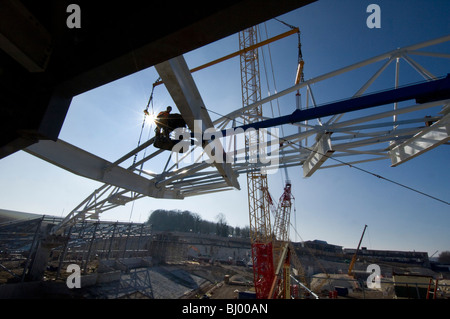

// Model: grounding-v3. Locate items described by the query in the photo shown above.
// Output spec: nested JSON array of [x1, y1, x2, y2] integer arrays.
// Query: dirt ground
[[180, 263, 255, 299]]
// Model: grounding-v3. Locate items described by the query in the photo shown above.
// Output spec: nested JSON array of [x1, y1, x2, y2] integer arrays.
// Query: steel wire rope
[[129, 77, 160, 222], [258, 24, 287, 186], [270, 18, 305, 243]]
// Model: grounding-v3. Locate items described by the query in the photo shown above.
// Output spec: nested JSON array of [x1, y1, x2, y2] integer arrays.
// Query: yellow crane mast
[[239, 22, 303, 299], [348, 224, 368, 276], [239, 26, 275, 299]]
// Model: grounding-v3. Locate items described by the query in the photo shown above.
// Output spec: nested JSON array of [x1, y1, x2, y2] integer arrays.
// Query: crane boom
[[239, 26, 275, 299], [239, 22, 302, 299], [348, 224, 368, 276]]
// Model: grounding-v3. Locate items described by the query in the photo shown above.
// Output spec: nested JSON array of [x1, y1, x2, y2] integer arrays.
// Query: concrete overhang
[[0, 0, 316, 159]]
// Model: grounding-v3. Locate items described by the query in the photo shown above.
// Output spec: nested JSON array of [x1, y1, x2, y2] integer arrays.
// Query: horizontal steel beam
[[221, 74, 450, 134], [213, 35, 450, 127], [25, 139, 182, 199]]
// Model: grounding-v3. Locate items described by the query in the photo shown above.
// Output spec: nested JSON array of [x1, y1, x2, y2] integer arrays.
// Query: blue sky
[[1, 0, 449, 255]]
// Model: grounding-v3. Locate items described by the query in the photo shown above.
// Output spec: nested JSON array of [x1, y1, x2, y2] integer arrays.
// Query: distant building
[[292, 240, 343, 255], [304, 240, 343, 253], [343, 247, 430, 267], [292, 239, 431, 268]]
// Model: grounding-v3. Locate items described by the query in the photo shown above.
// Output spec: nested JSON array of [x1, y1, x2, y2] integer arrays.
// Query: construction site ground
[[75, 260, 255, 299], [1, 221, 449, 299], [180, 263, 255, 299], [2, 255, 450, 299]]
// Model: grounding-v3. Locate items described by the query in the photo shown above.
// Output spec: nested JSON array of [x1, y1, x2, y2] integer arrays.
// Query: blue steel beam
[[220, 74, 450, 135]]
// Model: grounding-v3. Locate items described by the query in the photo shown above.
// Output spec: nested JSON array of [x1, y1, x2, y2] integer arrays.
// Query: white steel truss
[[26, 34, 449, 234]]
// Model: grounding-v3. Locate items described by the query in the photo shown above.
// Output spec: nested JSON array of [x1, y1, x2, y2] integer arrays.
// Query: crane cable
[[271, 19, 304, 244], [132, 77, 160, 167], [274, 18, 304, 81], [265, 18, 304, 183], [129, 77, 160, 222], [258, 24, 288, 184]]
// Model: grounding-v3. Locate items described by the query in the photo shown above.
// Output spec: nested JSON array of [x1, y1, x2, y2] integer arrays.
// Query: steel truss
[[24, 34, 449, 235], [0, 216, 153, 284], [54, 220, 153, 271]]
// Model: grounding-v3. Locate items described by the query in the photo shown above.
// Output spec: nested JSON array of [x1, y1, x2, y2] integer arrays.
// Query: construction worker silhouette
[[155, 106, 172, 138]]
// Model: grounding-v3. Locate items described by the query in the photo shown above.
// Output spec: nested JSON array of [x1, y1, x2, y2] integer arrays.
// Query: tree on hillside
[[192, 213, 202, 233], [147, 209, 197, 232], [146, 209, 250, 238], [147, 209, 221, 234], [240, 225, 250, 238], [215, 213, 229, 237]]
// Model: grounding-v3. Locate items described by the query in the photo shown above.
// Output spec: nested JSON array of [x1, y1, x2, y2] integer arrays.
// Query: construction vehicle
[[348, 224, 368, 276]]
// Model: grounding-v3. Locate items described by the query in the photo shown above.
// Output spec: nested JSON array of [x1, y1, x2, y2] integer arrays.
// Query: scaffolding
[[0, 216, 154, 283]]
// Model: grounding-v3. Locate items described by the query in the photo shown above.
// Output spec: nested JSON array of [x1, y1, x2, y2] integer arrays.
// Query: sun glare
[[144, 110, 157, 126]]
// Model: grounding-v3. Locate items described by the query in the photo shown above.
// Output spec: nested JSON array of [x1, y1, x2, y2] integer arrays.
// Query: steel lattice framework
[[22, 33, 450, 249]]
